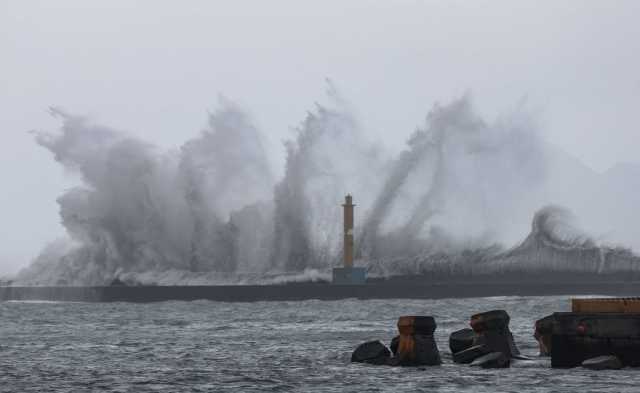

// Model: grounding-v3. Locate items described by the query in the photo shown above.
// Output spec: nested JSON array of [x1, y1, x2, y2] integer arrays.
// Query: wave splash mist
[[16, 88, 640, 285]]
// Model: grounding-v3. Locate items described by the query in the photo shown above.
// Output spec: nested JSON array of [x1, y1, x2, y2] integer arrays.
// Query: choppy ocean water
[[1, 295, 638, 392]]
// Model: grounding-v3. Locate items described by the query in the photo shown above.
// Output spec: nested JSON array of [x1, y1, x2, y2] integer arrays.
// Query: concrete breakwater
[[353, 310, 519, 369], [354, 307, 640, 370], [3, 280, 640, 302]]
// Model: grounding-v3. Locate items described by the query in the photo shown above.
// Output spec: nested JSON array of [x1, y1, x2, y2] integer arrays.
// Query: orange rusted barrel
[[470, 310, 509, 333]]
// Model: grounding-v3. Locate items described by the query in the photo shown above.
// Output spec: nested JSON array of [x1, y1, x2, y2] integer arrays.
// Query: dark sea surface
[[1, 295, 638, 392]]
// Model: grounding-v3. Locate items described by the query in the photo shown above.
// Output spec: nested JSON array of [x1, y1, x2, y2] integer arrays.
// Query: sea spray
[[20, 101, 275, 285], [15, 90, 640, 285], [360, 96, 547, 260], [272, 84, 385, 271]]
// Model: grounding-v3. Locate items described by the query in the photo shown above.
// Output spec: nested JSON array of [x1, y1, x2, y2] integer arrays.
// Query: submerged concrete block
[[453, 344, 492, 364], [351, 340, 391, 365], [390, 335, 399, 356], [582, 355, 623, 370], [470, 352, 510, 369], [473, 331, 520, 357], [470, 310, 520, 357], [394, 316, 441, 366], [470, 310, 510, 332], [396, 334, 441, 366], [397, 316, 436, 335], [534, 314, 554, 356], [449, 328, 475, 354]]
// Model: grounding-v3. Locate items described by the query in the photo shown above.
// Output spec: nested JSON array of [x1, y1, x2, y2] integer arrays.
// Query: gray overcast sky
[[1, 0, 639, 274]]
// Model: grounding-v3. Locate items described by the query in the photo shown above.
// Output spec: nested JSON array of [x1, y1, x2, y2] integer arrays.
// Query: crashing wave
[[13, 88, 640, 286], [365, 205, 640, 279], [486, 206, 640, 274]]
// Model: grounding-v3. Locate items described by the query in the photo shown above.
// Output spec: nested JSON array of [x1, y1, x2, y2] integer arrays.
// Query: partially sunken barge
[[543, 298, 640, 368]]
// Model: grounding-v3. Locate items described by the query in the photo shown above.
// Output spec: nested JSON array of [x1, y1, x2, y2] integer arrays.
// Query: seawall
[[2, 281, 640, 302]]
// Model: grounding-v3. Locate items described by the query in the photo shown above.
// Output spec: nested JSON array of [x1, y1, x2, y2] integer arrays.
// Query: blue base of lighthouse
[[332, 267, 367, 285]]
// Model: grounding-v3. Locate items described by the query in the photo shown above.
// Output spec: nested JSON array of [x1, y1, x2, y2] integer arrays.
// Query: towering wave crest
[[485, 206, 640, 274], [271, 84, 385, 272], [19, 101, 274, 285], [15, 90, 640, 285], [359, 96, 547, 260]]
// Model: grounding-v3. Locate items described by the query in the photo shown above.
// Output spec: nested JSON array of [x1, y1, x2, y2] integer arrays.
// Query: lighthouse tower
[[343, 194, 355, 267], [332, 194, 367, 285]]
